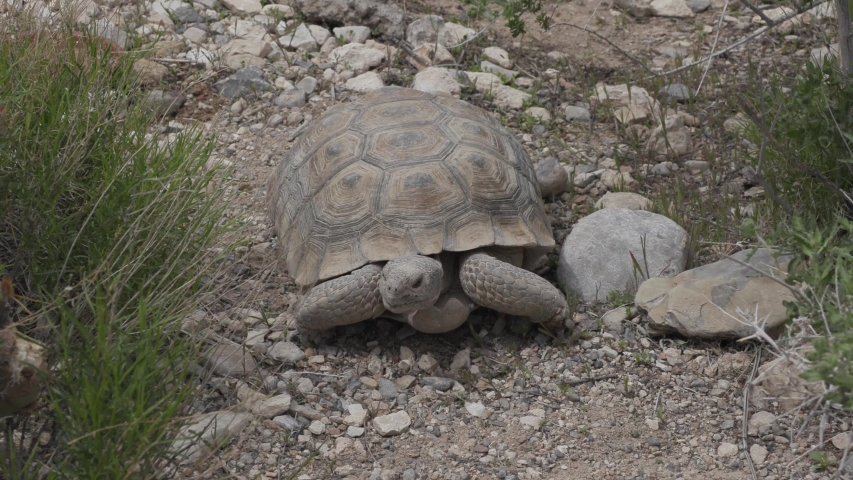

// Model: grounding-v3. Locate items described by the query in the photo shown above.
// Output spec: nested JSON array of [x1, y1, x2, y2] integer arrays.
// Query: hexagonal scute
[[443, 208, 495, 252], [354, 99, 446, 134], [318, 235, 367, 282], [269, 160, 300, 229], [445, 145, 522, 209], [287, 222, 327, 286], [446, 117, 507, 159], [289, 106, 359, 167], [365, 124, 456, 168], [492, 214, 539, 248], [407, 223, 446, 256], [378, 163, 468, 223], [359, 222, 415, 263], [522, 202, 555, 246], [352, 86, 432, 108], [313, 161, 382, 231], [431, 93, 494, 123], [501, 134, 536, 185], [306, 131, 364, 193]]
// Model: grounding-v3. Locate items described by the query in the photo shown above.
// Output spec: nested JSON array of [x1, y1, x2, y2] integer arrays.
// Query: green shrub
[[733, 56, 853, 412], [738, 58, 853, 223], [741, 211, 852, 412], [0, 13, 230, 478], [775, 217, 853, 411]]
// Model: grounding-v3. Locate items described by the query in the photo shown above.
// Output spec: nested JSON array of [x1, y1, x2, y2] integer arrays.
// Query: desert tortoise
[[268, 87, 569, 335]]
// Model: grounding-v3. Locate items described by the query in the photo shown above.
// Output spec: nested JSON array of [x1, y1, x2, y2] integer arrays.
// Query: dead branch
[[697, 0, 730, 94], [739, 0, 775, 25], [651, 0, 831, 80]]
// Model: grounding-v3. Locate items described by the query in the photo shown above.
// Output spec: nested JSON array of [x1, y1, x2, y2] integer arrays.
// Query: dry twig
[[651, 0, 830, 80], [742, 346, 761, 480]]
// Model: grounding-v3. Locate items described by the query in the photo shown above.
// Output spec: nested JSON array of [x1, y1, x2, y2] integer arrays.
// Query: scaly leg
[[294, 264, 385, 335], [459, 251, 568, 329]]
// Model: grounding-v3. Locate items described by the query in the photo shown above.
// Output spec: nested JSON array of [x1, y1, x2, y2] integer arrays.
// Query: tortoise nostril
[[412, 276, 422, 289]]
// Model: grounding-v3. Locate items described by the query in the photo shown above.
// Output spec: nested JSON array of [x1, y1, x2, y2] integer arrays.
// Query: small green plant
[[496, 71, 513, 85], [808, 450, 837, 471], [606, 289, 634, 306], [557, 383, 576, 397], [622, 376, 634, 398], [633, 350, 653, 366]]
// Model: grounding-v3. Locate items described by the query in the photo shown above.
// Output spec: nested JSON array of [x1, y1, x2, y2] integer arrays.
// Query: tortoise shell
[[268, 87, 554, 287]]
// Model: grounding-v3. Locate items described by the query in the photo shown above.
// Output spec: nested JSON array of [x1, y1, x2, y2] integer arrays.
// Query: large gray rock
[[344, 71, 385, 92], [558, 208, 688, 302], [535, 157, 568, 197], [143, 90, 186, 117], [685, 0, 711, 12], [648, 115, 692, 158], [483, 46, 512, 68], [333, 26, 371, 44], [214, 66, 272, 99], [564, 105, 591, 122], [222, 38, 272, 58], [439, 22, 476, 47], [595, 83, 654, 109], [93, 18, 128, 48], [171, 411, 252, 464], [330, 43, 386, 74], [281, 23, 319, 51], [406, 15, 444, 46], [635, 248, 794, 339], [651, 0, 695, 17], [268, 341, 306, 364], [201, 343, 257, 376], [480, 60, 518, 79], [464, 72, 530, 110], [290, 0, 407, 40], [412, 67, 461, 97], [222, 0, 262, 14], [273, 89, 307, 108], [251, 393, 293, 418]]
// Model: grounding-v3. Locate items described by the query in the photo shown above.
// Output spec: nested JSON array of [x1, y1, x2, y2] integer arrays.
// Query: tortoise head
[[379, 255, 443, 314]]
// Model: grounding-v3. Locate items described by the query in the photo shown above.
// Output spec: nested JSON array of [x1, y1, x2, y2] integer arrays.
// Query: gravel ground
[[26, 0, 853, 476]]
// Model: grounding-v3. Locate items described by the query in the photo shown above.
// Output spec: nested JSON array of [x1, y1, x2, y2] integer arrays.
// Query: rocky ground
[[13, 0, 853, 477]]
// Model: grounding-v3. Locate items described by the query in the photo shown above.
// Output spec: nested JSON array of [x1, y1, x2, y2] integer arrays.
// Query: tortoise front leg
[[459, 251, 569, 329], [294, 264, 385, 335]]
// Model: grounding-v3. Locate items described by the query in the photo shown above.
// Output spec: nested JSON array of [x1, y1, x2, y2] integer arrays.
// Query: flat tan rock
[[636, 248, 794, 339], [132, 59, 168, 85]]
